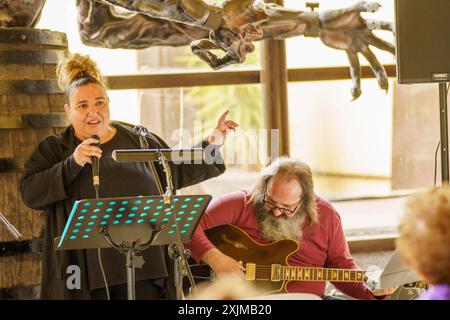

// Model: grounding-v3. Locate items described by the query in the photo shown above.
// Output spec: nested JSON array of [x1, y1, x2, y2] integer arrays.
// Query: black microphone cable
[[90, 135, 110, 300]]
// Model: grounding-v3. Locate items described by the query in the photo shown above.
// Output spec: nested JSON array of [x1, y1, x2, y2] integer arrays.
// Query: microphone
[[91, 135, 100, 197]]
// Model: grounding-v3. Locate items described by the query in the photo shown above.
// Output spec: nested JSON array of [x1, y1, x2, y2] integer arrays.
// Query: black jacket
[[19, 121, 225, 299]]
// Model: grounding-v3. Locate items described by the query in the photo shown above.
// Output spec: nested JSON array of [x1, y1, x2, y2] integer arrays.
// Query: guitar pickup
[[271, 264, 282, 282], [246, 263, 256, 281]]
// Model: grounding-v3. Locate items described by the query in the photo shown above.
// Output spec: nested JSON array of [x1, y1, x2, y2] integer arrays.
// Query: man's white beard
[[255, 203, 306, 242]]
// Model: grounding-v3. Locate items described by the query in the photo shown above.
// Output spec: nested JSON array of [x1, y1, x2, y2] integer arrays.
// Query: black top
[[19, 121, 225, 299], [76, 129, 163, 290]]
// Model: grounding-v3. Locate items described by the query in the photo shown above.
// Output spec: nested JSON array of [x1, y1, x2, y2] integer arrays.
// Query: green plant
[[177, 44, 263, 133]]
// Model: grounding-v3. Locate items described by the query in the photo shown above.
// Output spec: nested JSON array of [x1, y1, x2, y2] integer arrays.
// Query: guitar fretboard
[[281, 266, 365, 282], [246, 263, 366, 282]]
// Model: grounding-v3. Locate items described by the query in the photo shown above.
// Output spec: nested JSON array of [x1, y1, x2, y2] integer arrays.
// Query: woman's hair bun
[[56, 52, 105, 91]]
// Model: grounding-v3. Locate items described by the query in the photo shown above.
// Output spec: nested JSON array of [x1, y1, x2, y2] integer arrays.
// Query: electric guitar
[[199, 224, 378, 294]]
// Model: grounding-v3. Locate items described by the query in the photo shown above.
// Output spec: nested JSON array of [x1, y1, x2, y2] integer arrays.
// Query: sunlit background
[[35, 0, 436, 233]]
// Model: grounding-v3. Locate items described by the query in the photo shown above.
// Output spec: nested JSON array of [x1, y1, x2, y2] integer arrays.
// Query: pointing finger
[[217, 110, 229, 124]]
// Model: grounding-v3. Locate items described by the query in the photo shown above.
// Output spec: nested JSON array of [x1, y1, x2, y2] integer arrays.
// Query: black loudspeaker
[[395, 0, 450, 84]]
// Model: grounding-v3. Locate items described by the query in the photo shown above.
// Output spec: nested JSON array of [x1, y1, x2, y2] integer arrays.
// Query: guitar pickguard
[[220, 233, 249, 250]]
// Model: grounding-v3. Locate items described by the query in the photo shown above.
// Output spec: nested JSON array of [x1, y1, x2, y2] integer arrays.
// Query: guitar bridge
[[271, 264, 282, 282]]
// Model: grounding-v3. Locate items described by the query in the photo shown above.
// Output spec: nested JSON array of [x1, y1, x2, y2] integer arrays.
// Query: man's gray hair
[[249, 157, 318, 225]]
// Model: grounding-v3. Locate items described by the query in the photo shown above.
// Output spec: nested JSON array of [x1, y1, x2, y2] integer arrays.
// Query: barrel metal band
[[0, 27, 68, 47], [0, 285, 41, 300], [0, 50, 66, 64], [0, 112, 69, 129], [0, 80, 61, 94], [0, 157, 27, 172], [0, 239, 44, 256]]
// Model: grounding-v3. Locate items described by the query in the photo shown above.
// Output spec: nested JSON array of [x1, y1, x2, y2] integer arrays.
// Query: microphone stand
[[157, 152, 198, 299], [111, 147, 204, 299], [135, 126, 164, 195], [439, 82, 449, 183], [135, 126, 191, 298]]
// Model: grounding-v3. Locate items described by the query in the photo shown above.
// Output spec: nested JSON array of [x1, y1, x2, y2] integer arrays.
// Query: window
[[37, 0, 433, 236], [284, 0, 419, 235]]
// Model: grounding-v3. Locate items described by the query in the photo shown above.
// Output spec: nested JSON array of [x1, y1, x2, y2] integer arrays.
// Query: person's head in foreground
[[188, 274, 263, 300], [397, 186, 450, 300]]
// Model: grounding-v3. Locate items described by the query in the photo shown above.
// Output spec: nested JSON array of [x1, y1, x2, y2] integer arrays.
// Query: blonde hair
[[188, 274, 263, 300], [56, 53, 108, 103], [249, 157, 318, 225], [397, 187, 450, 284]]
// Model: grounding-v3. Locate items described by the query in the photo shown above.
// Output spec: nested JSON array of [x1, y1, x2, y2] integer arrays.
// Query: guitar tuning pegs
[[363, 275, 378, 291]]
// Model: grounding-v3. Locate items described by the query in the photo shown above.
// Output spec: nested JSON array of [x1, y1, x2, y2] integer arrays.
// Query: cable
[[94, 187, 110, 300], [97, 248, 110, 300], [434, 141, 441, 187]]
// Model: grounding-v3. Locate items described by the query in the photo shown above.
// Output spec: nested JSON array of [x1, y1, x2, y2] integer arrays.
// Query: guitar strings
[[252, 266, 364, 282]]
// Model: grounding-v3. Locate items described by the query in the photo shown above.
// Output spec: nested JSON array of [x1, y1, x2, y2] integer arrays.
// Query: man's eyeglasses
[[263, 194, 302, 216]]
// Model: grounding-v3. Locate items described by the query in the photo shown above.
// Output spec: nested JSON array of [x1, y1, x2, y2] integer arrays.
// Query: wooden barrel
[[0, 27, 69, 298]]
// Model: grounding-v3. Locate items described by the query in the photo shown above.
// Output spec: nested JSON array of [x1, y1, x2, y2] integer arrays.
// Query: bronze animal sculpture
[[0, 0, 46, 27], [1, 0, 395, 100]]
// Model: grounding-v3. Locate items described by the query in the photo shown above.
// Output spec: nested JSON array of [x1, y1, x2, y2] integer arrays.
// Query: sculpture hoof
[[351, 87, 362, 101], [377, 76, 389, 91], [358, 1, 381, 13]]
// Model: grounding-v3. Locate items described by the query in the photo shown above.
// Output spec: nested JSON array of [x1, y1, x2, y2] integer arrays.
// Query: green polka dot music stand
[[55, 194, 211, 299]]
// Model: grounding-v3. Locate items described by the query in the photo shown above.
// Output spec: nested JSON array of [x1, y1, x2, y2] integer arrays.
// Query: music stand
[[112, 148, 204, 164], [55, 194, 211, 300], [112, 147, 213, 299]]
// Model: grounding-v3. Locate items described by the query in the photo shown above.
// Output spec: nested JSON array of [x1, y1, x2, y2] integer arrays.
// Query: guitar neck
[[247, 264, 366, 282], [282, 266, 366, 282]]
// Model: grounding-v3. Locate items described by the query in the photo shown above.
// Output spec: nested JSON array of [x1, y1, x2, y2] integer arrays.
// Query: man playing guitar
[[187, 157, 395, 299]]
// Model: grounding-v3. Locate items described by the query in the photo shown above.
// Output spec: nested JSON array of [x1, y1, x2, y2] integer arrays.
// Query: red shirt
[[187, 190, 377, 299]]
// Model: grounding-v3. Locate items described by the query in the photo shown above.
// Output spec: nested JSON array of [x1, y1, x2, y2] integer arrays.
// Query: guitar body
[[205, 224, 299, 293], [189, 224, 369, 295]]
